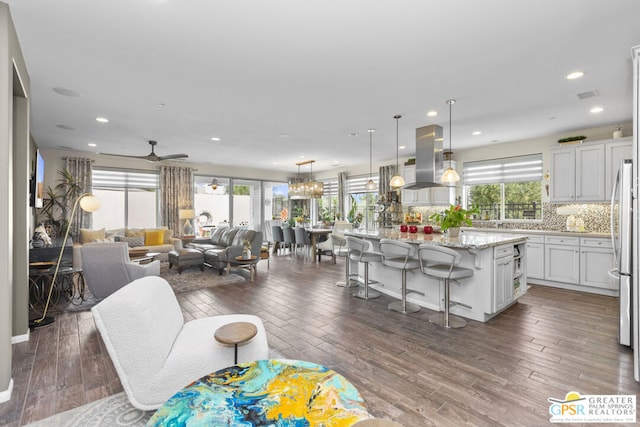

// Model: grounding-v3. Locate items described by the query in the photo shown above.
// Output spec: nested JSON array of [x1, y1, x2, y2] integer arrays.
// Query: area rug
[[23, 350, 285, 427], [60, 264, 246, 312]]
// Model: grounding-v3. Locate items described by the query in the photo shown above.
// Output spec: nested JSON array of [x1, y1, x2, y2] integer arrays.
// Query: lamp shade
[[179, 209, 196, 219], [390, 175, 405, 188], [79, 194, 101, 212], [441, 167, 460, 184]]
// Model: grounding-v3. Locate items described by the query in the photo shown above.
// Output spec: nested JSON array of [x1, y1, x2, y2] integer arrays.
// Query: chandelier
[[289, 160, 324, 199]]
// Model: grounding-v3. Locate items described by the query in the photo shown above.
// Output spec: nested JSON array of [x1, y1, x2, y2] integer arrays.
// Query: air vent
[[577, 90, 599, 100]]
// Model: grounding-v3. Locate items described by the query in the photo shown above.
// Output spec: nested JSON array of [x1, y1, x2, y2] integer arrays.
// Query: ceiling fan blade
[[157, 154, 189, 161], [100, 152, 153, 160]]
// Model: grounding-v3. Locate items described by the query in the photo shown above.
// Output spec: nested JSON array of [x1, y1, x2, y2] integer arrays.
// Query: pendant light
[[209, 177, 219, 190], [365, 129, 377, 191], [389, 115, 406, 188], [441, 99, 461, 183]]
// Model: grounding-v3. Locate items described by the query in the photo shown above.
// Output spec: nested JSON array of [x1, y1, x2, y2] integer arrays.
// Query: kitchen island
[[344, 229, 528, 322]]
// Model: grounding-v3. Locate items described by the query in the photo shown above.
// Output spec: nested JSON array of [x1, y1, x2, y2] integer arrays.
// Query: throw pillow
[[125, 228, 145, 237], [79, 228, 106, 244], [145, 229, 165, 246], [163, 228, 174, 244], [118, 235, 145, 248]]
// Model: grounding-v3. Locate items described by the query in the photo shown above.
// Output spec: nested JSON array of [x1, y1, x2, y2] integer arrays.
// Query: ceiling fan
[[102, 140, 188, 162]]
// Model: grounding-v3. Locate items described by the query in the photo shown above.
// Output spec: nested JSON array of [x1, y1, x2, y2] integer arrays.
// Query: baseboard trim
[[0, 378, 14, 403], [12, 329, 29, 344]]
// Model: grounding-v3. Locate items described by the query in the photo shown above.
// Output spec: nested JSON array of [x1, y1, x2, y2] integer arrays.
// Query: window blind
[[93, 168, 159, 189], [463, 154, 543, 185], [321, 179, 339, 196], [347, 175, 379, 193]]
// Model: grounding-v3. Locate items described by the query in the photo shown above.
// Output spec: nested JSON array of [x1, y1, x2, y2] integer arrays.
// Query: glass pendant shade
[[365, 179, 377, 190], [390, 174, 405, 188], [441, 167, 460, 183]]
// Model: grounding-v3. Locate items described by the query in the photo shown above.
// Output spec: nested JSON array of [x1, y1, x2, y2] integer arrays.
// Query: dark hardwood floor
[[2, 252, 639, 426]]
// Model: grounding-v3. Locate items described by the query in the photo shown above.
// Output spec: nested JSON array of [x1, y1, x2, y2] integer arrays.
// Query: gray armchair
[[81, 242, 160, 299]]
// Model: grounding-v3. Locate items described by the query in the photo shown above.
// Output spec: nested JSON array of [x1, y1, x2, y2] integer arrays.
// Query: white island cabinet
[[344, 230, 527, 323]]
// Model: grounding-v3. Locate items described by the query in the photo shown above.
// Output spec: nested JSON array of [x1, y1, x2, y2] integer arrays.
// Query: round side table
[[214, 321, 258, 364]]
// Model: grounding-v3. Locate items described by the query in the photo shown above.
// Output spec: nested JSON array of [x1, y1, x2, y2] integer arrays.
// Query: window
[[92, 168, 158, 229], [318, 179, 339, 222], [463, 154, 543, 220], [347, 175, 379, 226]]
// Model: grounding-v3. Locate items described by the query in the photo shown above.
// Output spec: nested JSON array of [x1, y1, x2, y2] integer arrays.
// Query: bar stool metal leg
[[353, 262, 380, 299], [388, 270, 420, 313], [428, 278, 467, 328], [337, 257, 358, 288]]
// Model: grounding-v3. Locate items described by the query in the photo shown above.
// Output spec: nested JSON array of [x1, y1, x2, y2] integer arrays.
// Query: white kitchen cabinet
[[605, 137, 633, 201], [549, 148, 575, 202], [580, 238, 616, 290], [401, 165, 428, 205], [544, 236, 580, 284], [575, 144, 606, 201], [493, 244, 514, 312], [523, 234, 545, 279], [550, 144, 605, 202]]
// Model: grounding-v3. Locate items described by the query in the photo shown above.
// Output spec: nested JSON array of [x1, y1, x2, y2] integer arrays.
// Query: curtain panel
[[378, 165, 395, 198], [63, 156, 94, 238], [337, 171, 348, 220], [159, 166, 194, 235]]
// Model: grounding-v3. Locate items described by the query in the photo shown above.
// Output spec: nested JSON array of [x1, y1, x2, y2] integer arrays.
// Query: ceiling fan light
[[390, 175, 406, 188], [441, 167, 460, 183], [209, 178, 219, 190]]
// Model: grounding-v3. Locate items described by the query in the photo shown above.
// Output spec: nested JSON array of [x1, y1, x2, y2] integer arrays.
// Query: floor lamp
[[29, 193, 100, 329]]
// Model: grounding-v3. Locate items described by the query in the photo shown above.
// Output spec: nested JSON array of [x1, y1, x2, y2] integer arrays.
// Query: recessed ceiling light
[[56, 124, 75, 130], [278, 134, 291, 138], [210, 137, 221, 141], [427, 111, 438, 117], [349, 133, 359, 137], [88, 143, 97, 147], [95, 117, 109, 123], [156, 103, 166, 108], [272, 162, 278, 165], [52, 87, 82, 97], [566, 71, 584, 80], [472, 131, 482, 136], [590, 106, 604, 113], [399, 145, 406, 150]]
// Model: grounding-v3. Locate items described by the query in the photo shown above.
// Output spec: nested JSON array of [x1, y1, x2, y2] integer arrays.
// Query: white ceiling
[[6, 0, 640, 174]]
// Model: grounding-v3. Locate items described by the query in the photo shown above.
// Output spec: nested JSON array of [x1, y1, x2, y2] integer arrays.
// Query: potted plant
[[38, 168, 83, 239], [320, 207, 333, 227], [429, 204, 478, 237]]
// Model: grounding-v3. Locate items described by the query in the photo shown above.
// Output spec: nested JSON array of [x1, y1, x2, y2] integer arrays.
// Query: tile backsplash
[[408, 203, 611, 233]]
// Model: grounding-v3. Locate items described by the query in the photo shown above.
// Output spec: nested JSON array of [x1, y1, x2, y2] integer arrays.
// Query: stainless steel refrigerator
[[610, 159, 633, 349]]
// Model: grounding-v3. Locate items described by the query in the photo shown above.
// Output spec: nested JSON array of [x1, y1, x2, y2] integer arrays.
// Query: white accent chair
[[81, 242, 160, 299], [91, 276, 269, 410]]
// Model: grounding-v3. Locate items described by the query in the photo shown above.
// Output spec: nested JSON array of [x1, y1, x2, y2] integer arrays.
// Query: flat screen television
[[30, 149, 45, 208]]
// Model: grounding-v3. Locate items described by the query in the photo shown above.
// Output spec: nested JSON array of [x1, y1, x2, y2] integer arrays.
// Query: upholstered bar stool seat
[[418, 244, 474, 328], [346, 236, 381, 299], [168, 249, 205, 274], [379, 239, 422, 313]]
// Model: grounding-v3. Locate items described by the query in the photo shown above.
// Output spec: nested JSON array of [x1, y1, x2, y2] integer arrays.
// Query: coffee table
[[147, 359, 372, 426], [229, 255, 258, 282]]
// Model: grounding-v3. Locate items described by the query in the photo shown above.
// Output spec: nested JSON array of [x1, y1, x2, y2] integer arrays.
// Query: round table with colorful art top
[[146, 359, 372, 427]]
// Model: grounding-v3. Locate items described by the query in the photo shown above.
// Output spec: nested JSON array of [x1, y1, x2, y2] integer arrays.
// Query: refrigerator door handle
[[610, 168, 621, 263]]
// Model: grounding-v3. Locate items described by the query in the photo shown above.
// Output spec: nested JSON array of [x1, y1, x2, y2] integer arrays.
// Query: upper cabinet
[[549, 137, 631, 203], [401, 164, 453, 206]]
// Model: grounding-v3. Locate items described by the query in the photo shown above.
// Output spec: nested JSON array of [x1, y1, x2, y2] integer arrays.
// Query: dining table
[[306, 228, 332, 263]]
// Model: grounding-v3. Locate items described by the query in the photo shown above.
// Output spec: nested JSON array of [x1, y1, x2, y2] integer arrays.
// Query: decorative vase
[[447, 227, 460, 238], [242, 248, 251, 260]]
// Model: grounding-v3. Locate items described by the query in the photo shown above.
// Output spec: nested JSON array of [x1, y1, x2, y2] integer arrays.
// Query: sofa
[[188, 227, 263, 274], [73, 227, 181, 268]]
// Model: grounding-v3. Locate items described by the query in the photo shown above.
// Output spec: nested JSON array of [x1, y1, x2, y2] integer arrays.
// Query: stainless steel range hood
[[403, 124, 444, 190]]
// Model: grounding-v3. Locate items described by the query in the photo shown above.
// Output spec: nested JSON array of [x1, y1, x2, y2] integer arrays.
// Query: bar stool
[[345, 236, 381, 299], [333, 235, 357, 287], [379, 239, 422, 313], [418, 244, 474, 328]]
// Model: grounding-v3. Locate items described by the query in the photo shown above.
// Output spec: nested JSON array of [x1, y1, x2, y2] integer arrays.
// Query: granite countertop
[[345, 229, 527, 250], [464, 227, 610, 239]]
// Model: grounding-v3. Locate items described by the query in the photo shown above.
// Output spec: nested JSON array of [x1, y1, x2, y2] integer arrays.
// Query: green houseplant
[[429, 204, 478, 234], [38, 168, 83, 238]]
